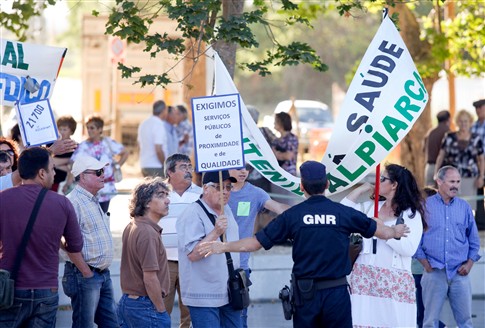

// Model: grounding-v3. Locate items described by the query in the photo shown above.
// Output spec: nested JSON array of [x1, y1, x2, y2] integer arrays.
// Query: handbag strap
[[10, 188, 48, 280], [195, 200, 236, 274]]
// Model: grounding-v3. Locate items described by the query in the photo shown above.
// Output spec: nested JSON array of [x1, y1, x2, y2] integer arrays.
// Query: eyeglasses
[[380, 176, 392, 183], [0, 149, 14, 156], [206, 183, 233, 192], [83, 168, 104, 177], [177, 164, 194, 172]]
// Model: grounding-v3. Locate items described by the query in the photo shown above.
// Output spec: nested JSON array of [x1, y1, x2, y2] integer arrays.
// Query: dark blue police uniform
[[255, 195, 377, 328]]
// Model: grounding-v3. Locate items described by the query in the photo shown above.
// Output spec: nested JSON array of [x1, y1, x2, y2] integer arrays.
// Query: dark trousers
[[293, 285, 351, 328], [476, 188, 485, 230]]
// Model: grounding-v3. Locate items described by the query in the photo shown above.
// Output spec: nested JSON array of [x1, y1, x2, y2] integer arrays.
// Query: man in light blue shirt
[[415, 166, 481, 328]]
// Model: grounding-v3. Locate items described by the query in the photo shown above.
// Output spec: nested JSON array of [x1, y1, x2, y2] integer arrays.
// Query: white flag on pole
[[211, 15, 428, 196], [321, 15, 428, 194]]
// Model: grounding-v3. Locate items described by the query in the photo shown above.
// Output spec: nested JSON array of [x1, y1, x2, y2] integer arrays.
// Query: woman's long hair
[[386, 163, 427, 230]]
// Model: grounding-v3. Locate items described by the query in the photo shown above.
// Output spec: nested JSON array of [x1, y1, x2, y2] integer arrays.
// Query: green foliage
[[100, 0, 328, 86], [0, 0, 483, 89], [445, 2, 485, 76], [0, 0, 55, 41]]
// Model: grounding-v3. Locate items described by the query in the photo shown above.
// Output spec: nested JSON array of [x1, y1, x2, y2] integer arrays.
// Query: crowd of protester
[[0, 99, 483, 328]]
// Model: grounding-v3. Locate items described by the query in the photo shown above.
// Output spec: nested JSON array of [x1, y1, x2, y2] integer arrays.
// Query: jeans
[[414, 274, 446, 328], [188, 304, 242, 328], [0, 288, 58, 328], [117, 294, 171, 328], [422, 268, 473, 328], [62, 262, 119, 328]]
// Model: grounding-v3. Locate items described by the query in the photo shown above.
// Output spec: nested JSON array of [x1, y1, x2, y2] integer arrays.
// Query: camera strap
[[196, 200, 235, 274]]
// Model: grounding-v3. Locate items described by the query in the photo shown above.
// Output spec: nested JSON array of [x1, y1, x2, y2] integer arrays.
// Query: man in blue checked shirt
[[62, 155, 119, 328], [415, 165, 481, 328]]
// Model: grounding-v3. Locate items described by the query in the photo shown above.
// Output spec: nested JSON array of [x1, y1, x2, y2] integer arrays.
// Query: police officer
[[199, 161, 410, 328]]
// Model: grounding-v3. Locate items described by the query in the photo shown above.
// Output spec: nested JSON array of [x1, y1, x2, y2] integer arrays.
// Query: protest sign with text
[[0, 39, 67, 107], [16, 99, 59, 147], [213, 53, 304, 197], [192, 93, 245, 172]]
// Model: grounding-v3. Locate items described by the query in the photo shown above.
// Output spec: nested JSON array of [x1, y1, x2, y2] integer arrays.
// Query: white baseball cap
[[71, 156, 109, 177]]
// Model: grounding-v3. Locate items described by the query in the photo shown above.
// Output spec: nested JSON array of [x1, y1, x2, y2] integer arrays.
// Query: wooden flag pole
[[219, 170, 227, 242]]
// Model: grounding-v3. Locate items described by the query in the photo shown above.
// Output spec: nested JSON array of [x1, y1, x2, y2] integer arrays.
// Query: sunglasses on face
[[206, 183, 233, 192], [0, 149, 14, 156], [83, 168, 104, 177], [380, 176, 392, 183]]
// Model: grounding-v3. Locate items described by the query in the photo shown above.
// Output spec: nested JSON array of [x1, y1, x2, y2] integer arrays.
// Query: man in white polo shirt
[[161, 153, 202, 328], [138, 100, 168, 178]]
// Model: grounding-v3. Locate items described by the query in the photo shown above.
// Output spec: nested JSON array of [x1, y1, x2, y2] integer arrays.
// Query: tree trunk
[[390, 4, 439, 187], [400, 77, 437, 187], [213, 0, 245, 78]]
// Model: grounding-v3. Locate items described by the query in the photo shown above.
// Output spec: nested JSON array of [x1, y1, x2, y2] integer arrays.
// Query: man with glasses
[[62, 155, 119, 328], [177, 170, 242, 328], [162, 153, 202, 328]]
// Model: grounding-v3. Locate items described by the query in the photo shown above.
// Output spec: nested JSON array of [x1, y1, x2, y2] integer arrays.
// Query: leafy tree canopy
[[1, 0, 483, 87]]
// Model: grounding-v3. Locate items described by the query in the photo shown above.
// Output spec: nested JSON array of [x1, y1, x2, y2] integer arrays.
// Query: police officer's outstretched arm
[[373, 218, 410, 240], [200, 237, 263, 257]]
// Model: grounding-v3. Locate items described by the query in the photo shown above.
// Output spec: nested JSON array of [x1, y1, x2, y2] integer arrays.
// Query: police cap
[[300, 161, 327, 181]]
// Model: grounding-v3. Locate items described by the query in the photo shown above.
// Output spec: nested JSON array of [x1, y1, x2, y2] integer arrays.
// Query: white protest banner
[[213, 52, 304, 197], [322, 15, 428, 194], [16, 98, 59, 147], [0, 39, 67, 107], [192, 93, 245, 172]]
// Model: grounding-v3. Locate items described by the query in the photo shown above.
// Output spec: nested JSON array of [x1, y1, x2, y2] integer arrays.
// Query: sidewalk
[[56, 298, 484, 328], [54, 180, 485, 327]]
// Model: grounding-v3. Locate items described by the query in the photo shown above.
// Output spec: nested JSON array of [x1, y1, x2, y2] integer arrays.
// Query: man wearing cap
[[0, 147, 83, 327], [176, 170, 242, 327], [200, 161, 410, 327], [62, 155, 119, 328]]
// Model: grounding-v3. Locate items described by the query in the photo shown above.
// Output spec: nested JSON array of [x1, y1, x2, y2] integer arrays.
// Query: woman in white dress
[[341, 164, 426, 328]]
